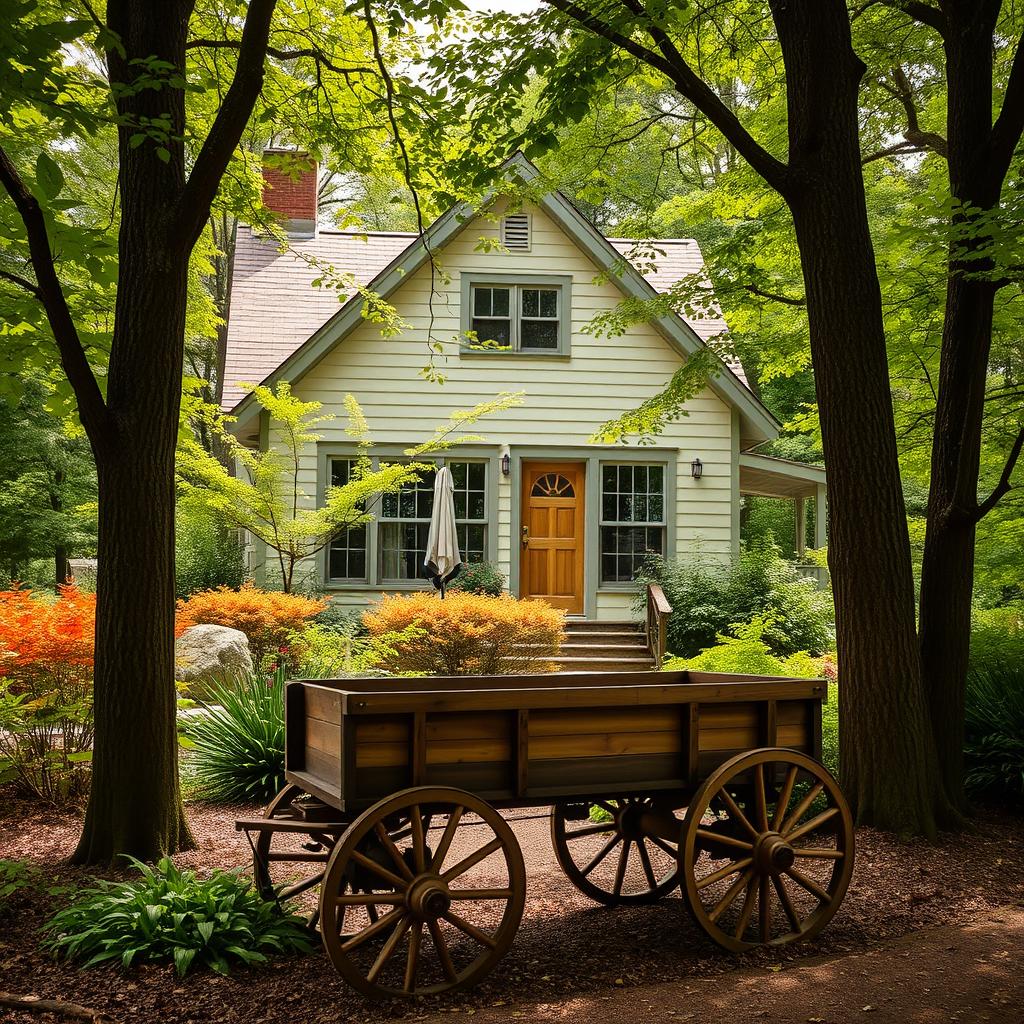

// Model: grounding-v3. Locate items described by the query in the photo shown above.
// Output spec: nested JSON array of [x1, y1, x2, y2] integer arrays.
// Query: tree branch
[[170, 0, 278, 252], [743, 282, 806, 306], [862, 140, 932, 164], [878, 66, 948, 158], [544, 0, 792, 195], [185, 38, 376, 76], [0, 268, 41, 298], [971, 426, 1024, 523], [878, 1, 946, 33], [990, 30, 1024, 181], [0, 145, 113, 448]]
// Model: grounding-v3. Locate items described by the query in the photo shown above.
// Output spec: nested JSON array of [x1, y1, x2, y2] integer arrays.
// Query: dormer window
[[461, 273, 572, 356]]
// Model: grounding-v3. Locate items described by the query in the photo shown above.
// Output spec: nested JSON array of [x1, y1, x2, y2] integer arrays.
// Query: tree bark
[[917, 0, 1009, 817], [73, 0, 196, 862], [771, 0, 949, 835]]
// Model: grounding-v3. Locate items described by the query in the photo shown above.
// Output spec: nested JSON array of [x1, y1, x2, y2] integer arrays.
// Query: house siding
[[272, 200, 735, 619]]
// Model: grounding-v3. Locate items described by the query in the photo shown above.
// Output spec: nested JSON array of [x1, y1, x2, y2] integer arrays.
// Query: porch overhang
[[739, 453, 827, 553]]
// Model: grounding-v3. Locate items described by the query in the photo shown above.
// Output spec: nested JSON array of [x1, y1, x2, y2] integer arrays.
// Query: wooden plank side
[[529, 730, 683, 760], [529, 706, 681, 736], [304, 685, 343, 725], [516, 709, 529, 798], [305, 716, 339, 756], [411, 711, 426, 786], [304, 746, 342, 786], [528, 752, 683, 791]]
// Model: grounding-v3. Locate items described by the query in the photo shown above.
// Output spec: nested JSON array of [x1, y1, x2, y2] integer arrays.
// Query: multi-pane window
[[327, 458, 367, 582], [469, 284, 562, 352], [380, 462, 488, 582], [600, 464, 666, 584]]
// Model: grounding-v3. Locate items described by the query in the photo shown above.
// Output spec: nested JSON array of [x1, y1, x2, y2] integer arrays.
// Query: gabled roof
[[226, 154, 779, 442]]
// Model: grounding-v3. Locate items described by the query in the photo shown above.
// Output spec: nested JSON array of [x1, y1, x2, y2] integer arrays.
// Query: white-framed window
[[379, 461, 488, 582], [461, 273, 572, 355], [600, 463, 666, 583], [327, 457, 367, 582]]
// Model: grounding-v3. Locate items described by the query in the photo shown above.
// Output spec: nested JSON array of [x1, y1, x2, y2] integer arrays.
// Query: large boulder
[[175, 624, 253, 692]]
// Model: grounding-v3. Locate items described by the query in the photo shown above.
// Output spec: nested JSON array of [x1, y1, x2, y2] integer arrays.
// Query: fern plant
[[965, 666, 1024, 802], [186, 669, 285, 802], [44, 857, 314, 976]]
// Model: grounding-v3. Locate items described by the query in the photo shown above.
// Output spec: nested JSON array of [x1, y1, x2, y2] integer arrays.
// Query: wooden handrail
[[645, 582, 672, 665]]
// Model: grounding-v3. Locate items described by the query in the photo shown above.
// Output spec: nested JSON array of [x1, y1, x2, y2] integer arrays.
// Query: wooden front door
[[520, 461, 585, 614]]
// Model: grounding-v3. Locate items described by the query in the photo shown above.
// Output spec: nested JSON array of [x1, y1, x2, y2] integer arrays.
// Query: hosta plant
[[965, 666, 1024, 802], [44, 857, 314, 976]]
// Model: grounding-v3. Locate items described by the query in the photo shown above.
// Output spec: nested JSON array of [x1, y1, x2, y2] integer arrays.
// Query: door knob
[[521, 525, 529, 547]]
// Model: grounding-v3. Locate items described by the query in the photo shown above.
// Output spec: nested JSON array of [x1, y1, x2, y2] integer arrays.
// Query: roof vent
[[500, 213, 531, 251]]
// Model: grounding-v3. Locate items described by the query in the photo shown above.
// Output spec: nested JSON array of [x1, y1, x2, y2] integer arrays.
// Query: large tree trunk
[[73, 1, 195, 863], [918, 0, 1005, 816], [773, 0, 950, 836]]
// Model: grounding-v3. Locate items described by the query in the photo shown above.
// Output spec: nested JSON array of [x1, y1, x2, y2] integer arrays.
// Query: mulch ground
[[1, 796, 1022, 1024]]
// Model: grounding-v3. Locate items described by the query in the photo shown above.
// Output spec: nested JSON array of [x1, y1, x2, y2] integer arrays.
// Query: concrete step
[[564, 620, 643, 633], [550, 655, 657, 673], [558, 644, 650, 657]]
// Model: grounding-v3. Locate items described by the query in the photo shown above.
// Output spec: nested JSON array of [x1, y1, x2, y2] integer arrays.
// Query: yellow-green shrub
[[363, 592, 564, 675]]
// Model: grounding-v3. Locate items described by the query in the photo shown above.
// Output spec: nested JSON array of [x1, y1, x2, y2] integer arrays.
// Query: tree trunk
[[773, 0, 949, 836], [73, 1, 196, 863], [918, 0, 1005, 817]]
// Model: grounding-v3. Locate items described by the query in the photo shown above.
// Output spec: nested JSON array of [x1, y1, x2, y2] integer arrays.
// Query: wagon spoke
[[754, 763, 768, 832], [340, 906, 405, 953], [410, 805, 426, 874], [786, 866, 833, 904], [563, 821, 615, 840], [637, 840, 658, 890], [594, 800, 618, 816], [350, 849, 408, 890], [279, 872, 326, 901], [734, 876, 759, 941], [612, 840, 630, 897], [772, 875, 803, 933], [716, 789, 760, 840], [695, 856, 753, 892], [403, 921, 422, 994], [647, 834, 679, 857], [787, 806, 840, 843], [336, 892, 403, 906], [429, 806, 464, 873], [758, 873, 771, 942], [366, 914, 411, 984], [695, 828, 752, 852], [444, 910, 498, 949], [428, 917, 457, 982], [580, 833, 620, 877], [374, 822, 414, 880], [709, 867, 754, 923], [780, 783, 824, 836], [449, 888, 514, 901], [441, 837, 504, 883], [772, 765, 799, 831], [793, 847, 844, 860]]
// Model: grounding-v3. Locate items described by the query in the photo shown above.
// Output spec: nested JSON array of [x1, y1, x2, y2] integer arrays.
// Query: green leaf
[[35, 152, 64, 199]]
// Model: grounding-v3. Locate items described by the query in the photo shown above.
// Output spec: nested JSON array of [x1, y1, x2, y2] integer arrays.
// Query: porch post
[[814, 483, 827, 549], [795, 496, 806, 556]]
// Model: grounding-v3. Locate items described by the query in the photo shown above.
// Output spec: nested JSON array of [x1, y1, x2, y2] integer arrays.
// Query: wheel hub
[[754, 831, 795, 874], [406, 875, 451, 919]]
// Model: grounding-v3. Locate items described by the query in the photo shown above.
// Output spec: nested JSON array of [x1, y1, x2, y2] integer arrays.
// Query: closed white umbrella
[[423, 465, 462, 597]]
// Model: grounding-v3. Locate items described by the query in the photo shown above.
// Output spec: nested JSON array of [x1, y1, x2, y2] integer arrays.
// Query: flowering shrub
[[176, 584, 325, 667], [0, 585, 95, 803], [363, 592, 564, 676]]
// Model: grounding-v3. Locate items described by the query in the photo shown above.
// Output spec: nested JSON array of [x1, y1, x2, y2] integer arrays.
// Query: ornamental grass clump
[[363, 592, 564, 675], [185, 668, 285, 803], [175, 584, 326, 667], [44, 857, 314, 976]]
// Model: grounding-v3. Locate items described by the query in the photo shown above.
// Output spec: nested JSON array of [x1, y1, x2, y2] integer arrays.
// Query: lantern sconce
[[690, 457, 703, 481], [501, 446, 511, 477]]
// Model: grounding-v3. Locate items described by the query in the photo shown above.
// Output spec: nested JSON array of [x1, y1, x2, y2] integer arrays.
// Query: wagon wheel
[[254, 784, 346, 928], [679, 749, 854, 952], [550, 797, 683, 905], [320, 786, 526, 998]]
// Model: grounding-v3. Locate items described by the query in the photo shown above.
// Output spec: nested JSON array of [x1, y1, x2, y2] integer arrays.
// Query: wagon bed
[[241, 669, 852, 999]]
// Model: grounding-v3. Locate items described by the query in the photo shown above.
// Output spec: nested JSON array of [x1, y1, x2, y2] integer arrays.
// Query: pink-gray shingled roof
[[222, 225, 743, 411]]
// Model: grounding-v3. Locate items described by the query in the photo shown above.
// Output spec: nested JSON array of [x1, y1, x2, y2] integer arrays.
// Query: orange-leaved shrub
[[175, 583, 326, 667], [362, 592, 564, 676], [0, 584, 96, 803]]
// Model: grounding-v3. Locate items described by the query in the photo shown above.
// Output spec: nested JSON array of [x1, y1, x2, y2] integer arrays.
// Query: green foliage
[[964, 666, 1024, 803], [175, 496, 246, 599], [290, 622, 407, 678], [44, 856, 314, 976], [0, 859, 35, 914], [186, 670, 284, 803], [968, 605, 1024, 676], [448, 560, 506, 597], [640, 541, 834, 658]]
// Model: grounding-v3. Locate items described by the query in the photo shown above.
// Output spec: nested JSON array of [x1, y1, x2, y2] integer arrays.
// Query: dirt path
[[416, 907, 1024, 1024]]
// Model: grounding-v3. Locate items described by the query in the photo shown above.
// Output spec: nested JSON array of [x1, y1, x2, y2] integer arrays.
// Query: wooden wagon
[[237, 668, 853, 998]]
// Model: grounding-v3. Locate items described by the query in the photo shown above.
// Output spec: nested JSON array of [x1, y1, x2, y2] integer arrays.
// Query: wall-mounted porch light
[[691, 457, 703, 480], [501, 450, 511, 476]]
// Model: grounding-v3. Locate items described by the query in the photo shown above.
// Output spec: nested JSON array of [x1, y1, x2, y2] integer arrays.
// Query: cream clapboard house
[[223, 153, 826, 630]]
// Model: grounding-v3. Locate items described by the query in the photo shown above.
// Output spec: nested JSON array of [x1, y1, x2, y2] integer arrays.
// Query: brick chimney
[[261, 149, 318, 236]]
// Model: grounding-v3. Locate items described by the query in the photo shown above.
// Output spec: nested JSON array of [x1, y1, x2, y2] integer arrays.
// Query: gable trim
[[230, 154, 779, 442]]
